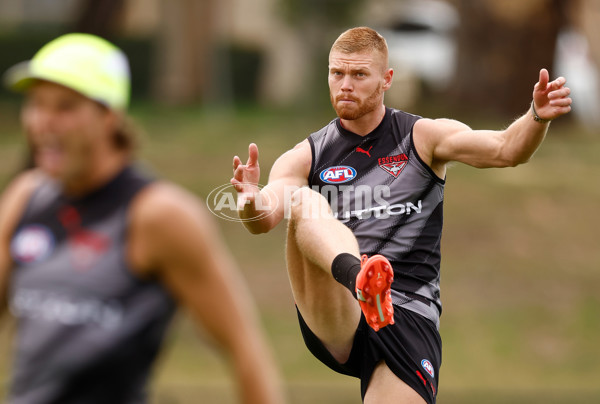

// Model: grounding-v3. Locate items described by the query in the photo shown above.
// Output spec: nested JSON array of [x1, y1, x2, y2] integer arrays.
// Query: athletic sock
[[331, 253, 362, 297]]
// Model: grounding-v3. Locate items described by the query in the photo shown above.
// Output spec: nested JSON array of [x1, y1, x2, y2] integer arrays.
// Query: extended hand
[[532, 68, 572, 121], [231, 143, 261, 204]]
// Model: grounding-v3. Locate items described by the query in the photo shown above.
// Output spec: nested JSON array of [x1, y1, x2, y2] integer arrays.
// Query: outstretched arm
[[414, 68, 572, 174], [231, 141, 311, 234], [129, 184, 286, 404]]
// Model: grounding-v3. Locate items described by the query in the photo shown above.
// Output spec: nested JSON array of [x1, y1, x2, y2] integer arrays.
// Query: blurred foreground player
[[0, 33, 285, 404]]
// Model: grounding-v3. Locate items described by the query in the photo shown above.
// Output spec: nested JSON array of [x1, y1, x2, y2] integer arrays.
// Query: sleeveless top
[[7, 165, 176, 404], [307, 108, 445, 328]]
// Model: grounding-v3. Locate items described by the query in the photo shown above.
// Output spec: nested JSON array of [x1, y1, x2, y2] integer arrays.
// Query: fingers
[[231, 143, 260, 190], [548, 86, 571, 101], [233, 143, 258, 170], [232, 164, 244, 184], [548, 84, 570, 97], [233, 155, 242, 170], [232, 156, 242, 186], [247, 143, 259, 166], [535, 69, 567, 93], [537, 68, 549, 91], [550, 76, 567, 90], [547, 78, 571, 109], [230, 179, 245, 193], [549, 96, 572, 108]]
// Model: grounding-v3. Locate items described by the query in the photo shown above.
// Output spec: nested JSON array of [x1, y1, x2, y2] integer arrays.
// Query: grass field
[[0, 100, 598, 403]]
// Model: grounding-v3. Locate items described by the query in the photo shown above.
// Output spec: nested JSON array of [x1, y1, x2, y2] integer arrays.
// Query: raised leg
[[285, 187, 361, 361]]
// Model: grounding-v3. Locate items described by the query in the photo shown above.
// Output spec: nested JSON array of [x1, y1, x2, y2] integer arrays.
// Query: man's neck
[[339, 104, 386, 136], [62, 152, 129, 197]]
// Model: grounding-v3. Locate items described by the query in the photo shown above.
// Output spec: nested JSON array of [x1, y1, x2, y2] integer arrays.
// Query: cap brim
[[3, 56, 129, 110], [2, 60, 112, 109], [2, 60, 39, 92]]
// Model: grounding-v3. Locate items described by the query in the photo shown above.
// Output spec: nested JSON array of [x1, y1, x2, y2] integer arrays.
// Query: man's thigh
[[364, 361, 427, 404], [285, 222, 361, 362]]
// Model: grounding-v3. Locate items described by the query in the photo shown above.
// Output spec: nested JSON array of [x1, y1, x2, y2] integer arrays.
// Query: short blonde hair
[[330, 27, 389, 67]]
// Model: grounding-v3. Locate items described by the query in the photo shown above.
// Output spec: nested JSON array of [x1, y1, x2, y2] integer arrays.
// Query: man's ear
[[104, 108, 123, 132], [383, 68, 394, 91]]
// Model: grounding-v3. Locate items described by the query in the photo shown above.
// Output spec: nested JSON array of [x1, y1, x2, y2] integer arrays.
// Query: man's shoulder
[[130, 181, 203, 224], [0, 169, 44, 239], [127, 181, 214, 276], [128, 181, 213, 255], [0, 169, 44, 210], [308, 116, 339, 139], [388, 107, 422, 125]]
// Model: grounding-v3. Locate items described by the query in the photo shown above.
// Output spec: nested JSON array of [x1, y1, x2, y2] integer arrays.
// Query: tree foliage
[[279, 0, 365, 26]]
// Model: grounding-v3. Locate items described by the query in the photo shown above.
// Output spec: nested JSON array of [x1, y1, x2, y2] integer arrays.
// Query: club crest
[[378, 154, 408, 178]]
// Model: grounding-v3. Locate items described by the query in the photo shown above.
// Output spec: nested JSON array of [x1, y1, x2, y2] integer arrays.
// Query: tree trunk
[[152, 0, 215, 105], [452, 0, 568, 118], [73, 0, 126, 39]]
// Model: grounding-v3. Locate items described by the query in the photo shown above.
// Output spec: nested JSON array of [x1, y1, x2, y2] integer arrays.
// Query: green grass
[[0, 101, 599, 403]]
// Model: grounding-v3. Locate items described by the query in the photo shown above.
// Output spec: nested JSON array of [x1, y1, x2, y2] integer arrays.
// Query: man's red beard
[[330, 84, 383, 120]]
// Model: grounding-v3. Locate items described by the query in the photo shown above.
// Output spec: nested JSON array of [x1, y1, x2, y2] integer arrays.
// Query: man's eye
[[57, 101, 77, 111]]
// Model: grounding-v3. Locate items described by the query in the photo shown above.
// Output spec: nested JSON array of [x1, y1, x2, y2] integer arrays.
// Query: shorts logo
[[378, 154, 408, 178], [11, 225, 55, 264], [319, 166, 357, 184], [421, 359, 435, 378]]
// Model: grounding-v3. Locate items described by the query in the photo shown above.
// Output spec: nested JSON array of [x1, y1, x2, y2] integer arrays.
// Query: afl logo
[[319, 166, 357, 184], [11, 225, 55, 264], [421, 359, 435, 378]]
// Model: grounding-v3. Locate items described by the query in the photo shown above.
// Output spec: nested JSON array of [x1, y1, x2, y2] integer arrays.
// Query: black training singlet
[[307, 108, 444, 328], [8, 165, 176, 404]]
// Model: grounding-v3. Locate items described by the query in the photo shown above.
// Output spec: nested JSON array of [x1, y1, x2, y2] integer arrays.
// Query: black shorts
[[297, 305, 441, 403]]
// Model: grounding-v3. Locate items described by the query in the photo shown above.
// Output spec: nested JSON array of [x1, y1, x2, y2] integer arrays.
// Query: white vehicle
[[379, 0, 459, 91]]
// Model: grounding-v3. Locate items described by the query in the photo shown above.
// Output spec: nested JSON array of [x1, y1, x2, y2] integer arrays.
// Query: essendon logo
[[59, 206, 110, 270], [378, 154, 408, 178], [319, 166, 357, 184]]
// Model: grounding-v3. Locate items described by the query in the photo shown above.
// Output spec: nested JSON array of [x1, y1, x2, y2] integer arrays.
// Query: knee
[[289, 187, 331, 223]]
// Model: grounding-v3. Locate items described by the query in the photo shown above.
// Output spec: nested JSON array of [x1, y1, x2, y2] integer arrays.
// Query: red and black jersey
[[8, 165, 176, 403], [307, 108, 444, 328]]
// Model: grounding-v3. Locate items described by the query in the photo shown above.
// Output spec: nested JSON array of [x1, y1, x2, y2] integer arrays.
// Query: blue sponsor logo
[[11, 224, 55, 264], [319, 166, 357, 184]]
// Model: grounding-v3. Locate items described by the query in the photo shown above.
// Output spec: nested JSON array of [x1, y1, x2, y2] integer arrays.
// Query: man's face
[[21, 81, 115, 182], [328, 49, 392, 120]]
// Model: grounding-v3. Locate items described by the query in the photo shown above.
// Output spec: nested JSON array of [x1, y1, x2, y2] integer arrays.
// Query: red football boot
[[355, 254, 394, 331]]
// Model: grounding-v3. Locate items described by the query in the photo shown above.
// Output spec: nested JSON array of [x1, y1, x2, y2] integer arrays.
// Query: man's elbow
[[506, 154, 533, 167], [496, 147, 532, 168], [243, 221, 272, 235]]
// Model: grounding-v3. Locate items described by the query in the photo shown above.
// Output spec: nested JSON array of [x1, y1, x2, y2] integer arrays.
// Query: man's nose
[[23, 108, 54, 139], [340, 74, 353, 91]]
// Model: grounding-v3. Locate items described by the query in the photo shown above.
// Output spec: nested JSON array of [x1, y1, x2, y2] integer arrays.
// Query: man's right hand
[[231, 139, 311, 234], [231, 143, 261, 207]]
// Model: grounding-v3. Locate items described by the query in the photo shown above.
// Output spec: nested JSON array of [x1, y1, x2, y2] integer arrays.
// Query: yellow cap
[[3, 33, 130, 110]]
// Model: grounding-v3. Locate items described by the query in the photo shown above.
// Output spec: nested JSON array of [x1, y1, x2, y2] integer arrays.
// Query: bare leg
[[287, 189, 421, 401], [286, 187, 361, 361], [364, 361, 427, 404]]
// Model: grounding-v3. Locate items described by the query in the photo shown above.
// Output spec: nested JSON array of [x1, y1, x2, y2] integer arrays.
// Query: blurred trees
[[152, 0, 216, 104], [277, 0, 366, 107], [451, 0, 570, 118], [73, 0, 126, 39]]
